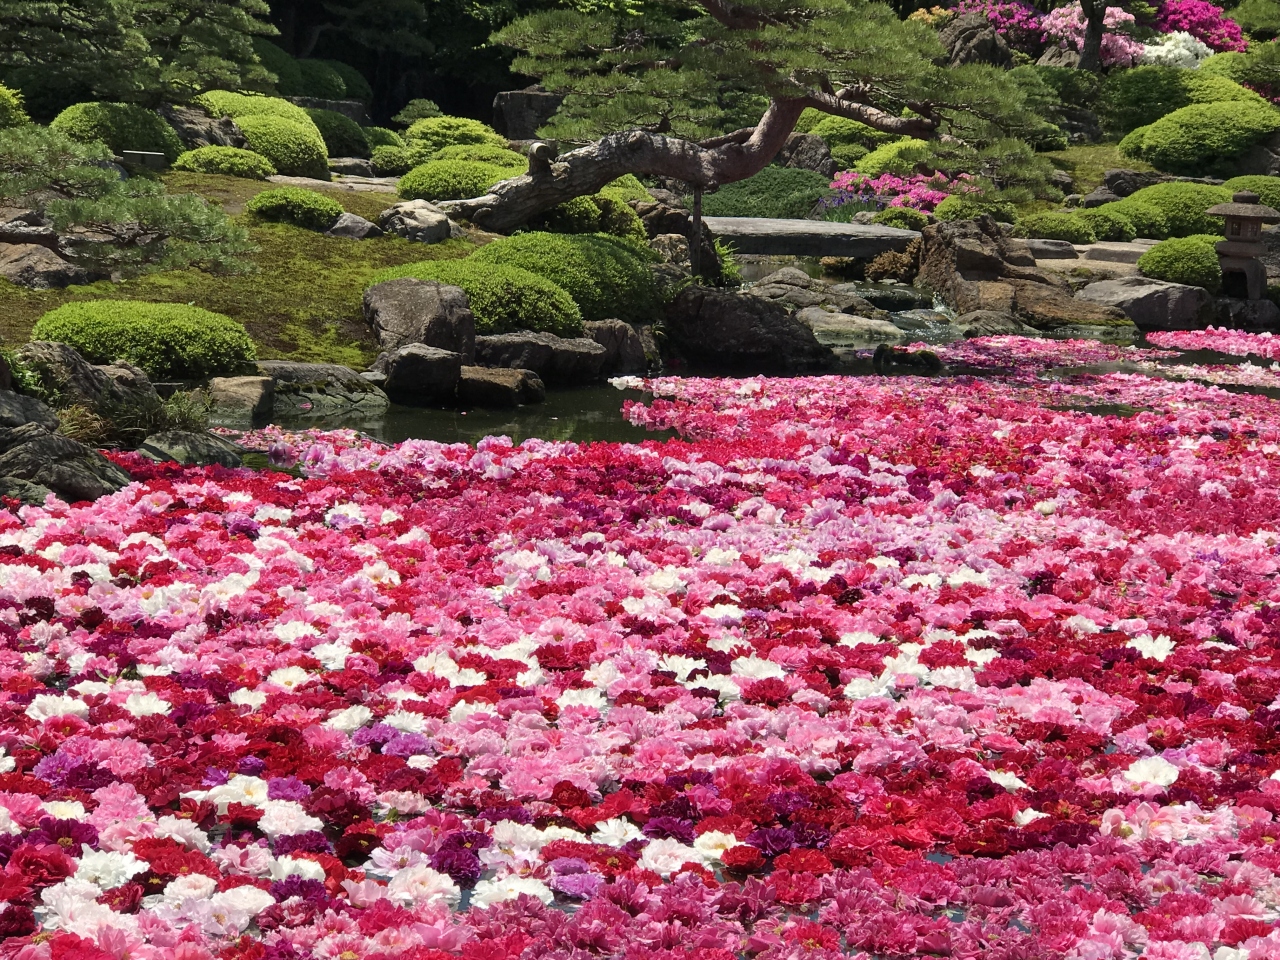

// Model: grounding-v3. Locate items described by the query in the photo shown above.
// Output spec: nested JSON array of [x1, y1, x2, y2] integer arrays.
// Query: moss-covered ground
[[0, 173, 474, 368]]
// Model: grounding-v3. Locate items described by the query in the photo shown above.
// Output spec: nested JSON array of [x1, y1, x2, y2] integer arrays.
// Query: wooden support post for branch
[[691, 184, 703, 281]]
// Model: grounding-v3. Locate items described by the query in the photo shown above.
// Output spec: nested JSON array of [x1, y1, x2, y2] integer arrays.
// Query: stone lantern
[[1206, 190, 1280, 300]]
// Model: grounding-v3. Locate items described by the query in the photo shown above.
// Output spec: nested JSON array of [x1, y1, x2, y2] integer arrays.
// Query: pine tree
[[441, 0, 1044, 230]]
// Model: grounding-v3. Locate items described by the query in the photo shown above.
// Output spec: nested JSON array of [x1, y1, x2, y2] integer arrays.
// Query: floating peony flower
[[1123, 756, 1181, 787]]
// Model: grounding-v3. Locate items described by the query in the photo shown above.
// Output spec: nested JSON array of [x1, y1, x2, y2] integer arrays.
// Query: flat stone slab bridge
[[703, 217, 920, 258]]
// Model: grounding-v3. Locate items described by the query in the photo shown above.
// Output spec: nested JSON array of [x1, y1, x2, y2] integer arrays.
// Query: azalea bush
[[826, 170, 976, 212], [952, 0, 1044, 51], [1154, 0, 1248, 52], [1041, 3, 1144, 67]]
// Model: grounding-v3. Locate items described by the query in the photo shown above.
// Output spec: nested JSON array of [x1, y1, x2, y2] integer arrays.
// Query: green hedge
[[368, 260, 583, 336], [172, 146, 276, 179], [701, 167, 832, 219], [1100, 66, 1263, 135], [49, 102, 183, 162], [245, 187, 343, 231], [871, 207, 928, 231], [1016, 211, 1096, 244], [1073, 207, 1136, 242], [306, 108, 369, 159], [1137, 235, 1223, 292], [297, 60, 346, 100], [0, 85, 27, 130], [194, 92, 323, 142], [432, 144, 526, 168], [532, 194, 647, 242], [252, 38, 304, 96], [471, 232, 660, 324], [1107, 199, 1170, 240], [398, 160, 510, 201], [235, 115, 330, 179], [31, 302, 256, 380], [1223, 175, 1280, 209], [322, 61, 373, 103], [404, 116, 508, 155], [933, 193, 1016, 223], [853, 138, 932, 177], [1124, 182, 1231, 237], [372, 145, 413, 175], [365, 127, 404, 149], [1120, 101, 1280, 178]]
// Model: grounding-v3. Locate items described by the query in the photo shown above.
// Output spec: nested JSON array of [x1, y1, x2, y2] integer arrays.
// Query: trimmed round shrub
[[320, 61, 372, 103], [596, 196, 647, 243], [0, 85, 28, 129], [933, 193, 1016, 223], [1101, 66, 1264, 135], [1073, 207, 1137, 242], [471, 232, 660, 324], [871, 206, 928, 231], [1107, 199, 1170, 240], [1137, 235, 1223, 292], [50, 102, 183, 162], [372, 145, 413, 175], [404, 116, 507, 155], [1016, 212, 1097, 244], [297, 60, 346, 100], [432, 143, 526, 168], [253, 38, 304, 96], [808, 115, 901, 150], [532, 195, 646, 243], [306, 108, 369, 158], [1120, 101, 1280, 177], [702, 167, 832, 219], [398, 160, 510, 201], [1223, 175, 1280, 209], [831, 143, 869, 170], [31, 302, 257, 381], [235, 115, 329, 179], [1125, 182, 1231, 237], [365, 127, 405, 149], [172, 146, 276, 179], [854, 138, 933, 177], [194, 92, 323, 141], [245, 187, 343, 231], [393, 99, 443, 127], [368, 260, 582, 336], [599, 175, 651, 204]]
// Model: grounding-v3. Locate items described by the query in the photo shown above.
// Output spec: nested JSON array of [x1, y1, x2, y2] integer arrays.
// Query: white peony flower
[[258, 799, 324, 838], [1123, 756, 1180, 787], [470, 875, 553, 908], [271, 855, 327, 881], [731, 657, 785, 681], [693, 830, 743, 861], [25, 694, 88, 721], [42, 800, 86, 820], [639, 838, 704, 877], [556, 688, 607, 712], [229, 688, 267, 710], [123, 692, 172, 717], [1014, 808, 1050, 827], [593, 817, 643, 847], [387, 864, 460, 907], [1127, 634, 1176, 662], [265, 666, 313, 691], [75, 848, 147, 889], [326, 704, 373, 732], [987, 770, 1028, 791], [204, 774, 269, 808], [210, 884, 275, 918], [163, 874, 217, 903]]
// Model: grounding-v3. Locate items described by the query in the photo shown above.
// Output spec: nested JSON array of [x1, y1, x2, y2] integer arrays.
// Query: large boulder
[[0, 244, 91, 289], [207, 376, 274, 421], [474, 332, 608, 384], [372, 345, 464, 403], [328, 158, 376, 178], [0, 391, 59, 431], [778, 133, 837, 179], [665, 286, 834, 372], [325, 211, 382, 239], [950, 310, 1041, 338], [378, 201, 454, 244], [0, 422, 131, 502], [492, 86, 565, 140], [158, 104, 246, 149], [138, 430, 245, 468], [15, 342, 160, 412], [797, 308, 908, 348], [1103, 169, 1168, 199], [583, 320, 647, 375], [457, 366, 546, 408], [256, 361, 390, 418], [1076, 277, 1216, 330], [749, 267, 882, 315], [939, 13, 1014, 67], [363, 278, 476, 359]]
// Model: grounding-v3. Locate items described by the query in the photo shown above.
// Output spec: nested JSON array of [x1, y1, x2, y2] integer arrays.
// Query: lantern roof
[[1206, 191, 1280, 222]]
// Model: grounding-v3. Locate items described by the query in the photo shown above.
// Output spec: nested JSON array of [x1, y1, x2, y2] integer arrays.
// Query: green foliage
[[432, 144, 526, 168], [871, 206, 928, 230], [405, 116, 508, 154], [471, 232, 661, 324], [0, 125, 120, 203], [1137, 235, 1223, 292], [1101, 66, 1264, 136], [532, 194, 646, 242], [305, 108, 370, 159], [1199, 46, 1280, 100], [1016, 211, 1096, 244], [398, 160, 510, 201], [830, 144, 869, 169], [297, 60, 347, 100], [933, 193, 1016, 223], [172, 145, 275, 179], [321, 61, 373, 103], [1125, 182, 1231, 237], [598, 174, 651, 204], [245, 186, 343, 231], [1032, 67, 1102, 109], [1223, 175, 1280, 210], [371, 145, 413, 175], [714, 238, 742, 286], [365, 127, 405, 149], [1121, 101, 1280, 178], [0, 85, 28, 129], [1231, 0, 1280, 36], [392, 99, 443, 127], [252, 37, 303, 96], [50, 101, 183, 161], [1107, 199, 1170, 240], [701, 167, 832, 219], [194, 91, 323, 138], [808, 115, 901, 150], [32, 301, 257, 380], [368, 259, 583, 336], [1073, 207, 1136, 242], [234, 115, 329, 179], [854, 138, 933, 177]]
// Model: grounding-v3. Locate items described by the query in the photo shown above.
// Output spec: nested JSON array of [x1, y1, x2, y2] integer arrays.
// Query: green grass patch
[[1041, 144, 1154, 197]]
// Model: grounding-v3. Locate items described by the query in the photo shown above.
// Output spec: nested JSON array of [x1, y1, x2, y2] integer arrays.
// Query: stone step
[[1073, 240, 1160, 264], [702, 217, 919, 258]]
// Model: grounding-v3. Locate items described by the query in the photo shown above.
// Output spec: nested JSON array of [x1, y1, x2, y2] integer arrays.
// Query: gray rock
[[378, 200, 453, 244], [256, 361, 391, 418], [0, 475, 52, 505], [15, 342, 159, 412], [835, 283, 931, 311], [649, 234, 692, 266], [752, 269, 882, 315], [798, 308, 908, 348], [207, 376, 274, 421], [583, 320, 647, 374], [474, 331, 607, 384], [457, 366, 546, 407], [0, 422, 131, 502], [1103, 169, 1167, 198], [1026, 238, 1079, 260], [631, 200, 719, 282], [665, 287, 834, 371], [158, 103, 246, 150], [778, 133, 837, 179], [1049, 169, 1075, 195], [1214, 296, 1280, 330], [325, 211, 382, 239], [1076, 277, 1215, 330], [1080, 188, 1121, 208], [951, 310, 1041, 338], [1076, 241, 1158, 264], [1038, 45, 1081, 68], [0, 390, 59, 431], [362, 278, 476, 359], [889, 309, 952, 333], [0, 221, 59, 252], [138, 430, 244, 468], [0, 354, 10, 393], [0, 244, 91, 289], [492, 86, 565, 140], [329, 158, 375, 177], [373, 344, 463, 403], [939, 13, 1013, 67]]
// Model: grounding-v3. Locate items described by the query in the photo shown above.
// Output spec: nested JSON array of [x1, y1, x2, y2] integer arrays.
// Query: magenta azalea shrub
[[828, 170, 977, 212], [1042, 2, 1144, 67], [952, 0, 1045, 51], [1154, 0, 1247, 52]]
